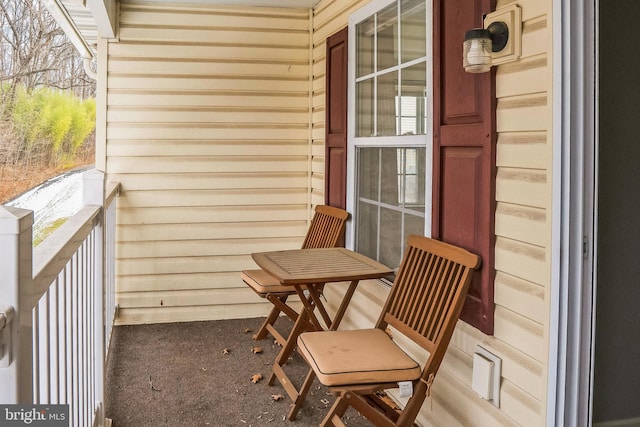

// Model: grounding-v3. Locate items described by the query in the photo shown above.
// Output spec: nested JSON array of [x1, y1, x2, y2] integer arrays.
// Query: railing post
[[82, 169, 106, 424], [0, 205, 34, 403]]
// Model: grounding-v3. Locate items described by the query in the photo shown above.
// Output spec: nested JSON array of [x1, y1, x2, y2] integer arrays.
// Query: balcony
[[0, 170, 371, 426]]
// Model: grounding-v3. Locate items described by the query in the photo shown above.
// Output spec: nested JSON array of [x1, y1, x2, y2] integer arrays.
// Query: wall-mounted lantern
[[463, 5, 522, 73]]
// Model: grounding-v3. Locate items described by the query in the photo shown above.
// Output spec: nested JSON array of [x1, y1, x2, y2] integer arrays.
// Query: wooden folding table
[[251, 247, 393, 420]]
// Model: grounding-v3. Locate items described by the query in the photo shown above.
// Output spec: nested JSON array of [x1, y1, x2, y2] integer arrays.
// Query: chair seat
[[241, 269, 298, 295], [297, 328, 421, 387]]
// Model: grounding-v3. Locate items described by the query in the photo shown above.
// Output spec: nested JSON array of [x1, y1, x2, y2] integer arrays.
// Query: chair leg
[[347, 392, 397, 427], [287, 368, 317, 420], [253, 300, 284, 341], [320, 394, 351, 427]]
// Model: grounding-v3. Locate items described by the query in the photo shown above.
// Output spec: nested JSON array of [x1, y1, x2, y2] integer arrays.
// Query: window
[[340, 0, 495, 334], [348, 0, 431, 271]]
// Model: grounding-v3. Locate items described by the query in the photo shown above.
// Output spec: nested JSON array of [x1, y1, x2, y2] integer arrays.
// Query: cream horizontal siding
[[120, 304, 270, 325], [492, 4, 552, 423], [118, 272, 250, 293], [107, 157, 309, 175], [317, 0, 552, 426], [106, 1, 313, 325], [116, 204, 310, 224]]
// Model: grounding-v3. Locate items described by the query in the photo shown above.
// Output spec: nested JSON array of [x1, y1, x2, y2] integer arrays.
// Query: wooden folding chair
[[297, 235, 481, 427], [241, 205, 349, 345]]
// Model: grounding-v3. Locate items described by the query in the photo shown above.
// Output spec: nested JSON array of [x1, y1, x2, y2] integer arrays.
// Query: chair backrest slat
[[301, 205, 349, 249], [380, 235, 480, 366]]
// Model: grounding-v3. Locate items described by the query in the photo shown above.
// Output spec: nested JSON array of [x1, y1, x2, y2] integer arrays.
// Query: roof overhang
[[42, 0, 117, 61], [158, 0, 320, 6], [44, 0, 321, 77], [43, 0, 320, 62]]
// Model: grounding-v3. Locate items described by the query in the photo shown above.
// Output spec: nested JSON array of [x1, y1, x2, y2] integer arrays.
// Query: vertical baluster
[[32, 307, 39, 404], [76, 245, 83, 427], [59, 266, 69, 403], [78, 245, 85, 427], [79, 248, 84, 427], [50, 278, 59, 404], [42, 290, 50, 404], [70, 253, 78, 427], [87, 236, 92, 427], [89, 230, 97, 423], [81, 239, 89, 427], [86, 241, 90, 426], [72, 252, 82, 427], [34, 293, 50, 404]]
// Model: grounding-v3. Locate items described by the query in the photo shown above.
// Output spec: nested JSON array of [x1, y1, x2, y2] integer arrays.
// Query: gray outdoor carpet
[[104, 317, 374, 426]]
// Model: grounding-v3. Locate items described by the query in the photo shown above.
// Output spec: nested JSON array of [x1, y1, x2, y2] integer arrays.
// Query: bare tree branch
[[0, 0, 95, 101]]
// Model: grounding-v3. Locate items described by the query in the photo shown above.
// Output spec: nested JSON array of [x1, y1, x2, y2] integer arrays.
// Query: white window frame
[[345, 0, 433, 251]]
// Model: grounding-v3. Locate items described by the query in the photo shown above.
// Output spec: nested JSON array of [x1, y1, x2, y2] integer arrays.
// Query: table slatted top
[[251, 248, 393, 285]]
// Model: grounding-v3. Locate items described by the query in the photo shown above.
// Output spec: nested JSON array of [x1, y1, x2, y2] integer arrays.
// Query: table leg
[[294, 286, 323, 331], [307, 285, 332, 329], [268, 306, 313, 386], [329, 280, 359, 329], [269, 307, 322, 420], [269, 280, 363, 420]]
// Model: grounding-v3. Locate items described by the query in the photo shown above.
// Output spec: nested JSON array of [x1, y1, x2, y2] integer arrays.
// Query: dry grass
[[0, 164, 65, 203], [0, 162, 93, 204], [0, 120, 95, 204]]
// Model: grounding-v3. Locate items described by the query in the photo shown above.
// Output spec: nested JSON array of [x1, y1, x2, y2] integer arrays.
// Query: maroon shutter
[[432, 0, 496, 334], [325, 27, 348, 209]]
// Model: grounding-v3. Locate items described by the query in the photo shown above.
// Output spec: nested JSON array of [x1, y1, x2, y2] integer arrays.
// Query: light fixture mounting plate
[[484, 4, 522, 66]]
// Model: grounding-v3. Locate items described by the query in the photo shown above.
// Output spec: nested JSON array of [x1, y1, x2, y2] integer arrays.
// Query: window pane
[[379, 207, 402, 268], [356, 15, 375, 78], [356, 79, 374, 137], [357, 147, 380, 200], [377, 3, 398, 71], [380, 148, 401, 206], [404, 147, 426, 213], [357, 200, 378, 261], [400, 62, 427, 135], [401, 0, 426, 63], [376, 71, 398, 136], [404, 212, 425, 242]]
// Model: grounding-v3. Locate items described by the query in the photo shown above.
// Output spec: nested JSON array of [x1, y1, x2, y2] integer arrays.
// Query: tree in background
[[0, 0, 95, 115], [0, 0, 96, 202]]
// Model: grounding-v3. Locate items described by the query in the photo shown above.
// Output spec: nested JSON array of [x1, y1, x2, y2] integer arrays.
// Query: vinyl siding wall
[[315, 0, 552, 426], [103, 1, 313, 324]]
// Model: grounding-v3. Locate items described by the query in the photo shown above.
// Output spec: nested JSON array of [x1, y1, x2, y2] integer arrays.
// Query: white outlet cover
[[473, 345, 502, 408]]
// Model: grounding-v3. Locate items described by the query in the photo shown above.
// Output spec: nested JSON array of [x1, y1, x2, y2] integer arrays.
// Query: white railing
[[0, 169, 119, 427]]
